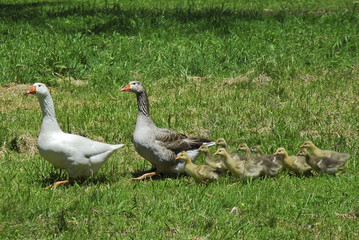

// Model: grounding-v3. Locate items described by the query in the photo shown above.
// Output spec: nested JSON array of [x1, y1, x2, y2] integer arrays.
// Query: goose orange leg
[[131, 170, 161, 181], [230, 181, 241, 186], [45, 179, 73, 189]]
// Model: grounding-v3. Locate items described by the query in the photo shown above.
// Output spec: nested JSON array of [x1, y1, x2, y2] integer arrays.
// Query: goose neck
[[257, 148, 264, 156], [184, 160, 195, 171], [304, 154, 311, 163], [222, 152, 231, 162], [183, 157, 193, 166], [244, 149, 252, 158], [204, 151, 212, 158], [310, 145, 320, 153], [136, 91, 150, 117], [38, 94, 62, 132]]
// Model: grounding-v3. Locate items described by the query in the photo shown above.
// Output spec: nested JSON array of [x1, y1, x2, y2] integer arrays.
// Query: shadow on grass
[[37, 171, 117, 188], [0, 1, 68, 10], [35, 168, 185, 188], [0, 1, 328, 36]]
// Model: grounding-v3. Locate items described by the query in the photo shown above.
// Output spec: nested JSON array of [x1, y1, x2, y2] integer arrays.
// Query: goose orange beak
[[300, 144, 305, 148], [120, 84, 131, 92], [175, 155, 181, 160], [214, 150, 220, 155], [274, 151, 279, 155], [26, 85, 36, 94]]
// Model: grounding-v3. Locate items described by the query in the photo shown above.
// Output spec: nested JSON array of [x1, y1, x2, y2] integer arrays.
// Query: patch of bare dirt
[[0, 83, 38, 113], [56, 76, 88, 86], [335, 212, 357, 220], [0, 146, 8, 158], [221, 70, 273, 86], [10, 134, 38, 155], [299, 74, 317, 83], [300, 129, 321, 139], [222, 75, 249, 86], [194, 127, 211, 138], [252, 73, 273, 84]]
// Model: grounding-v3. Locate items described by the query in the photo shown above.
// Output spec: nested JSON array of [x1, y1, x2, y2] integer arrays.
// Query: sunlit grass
[[0, 0, 358, 239]]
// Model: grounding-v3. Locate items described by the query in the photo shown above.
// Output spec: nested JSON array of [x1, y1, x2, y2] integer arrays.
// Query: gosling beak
[[120, 83, 131, 92], [300, 144, 305, 148], [25, 85, 36, 95]]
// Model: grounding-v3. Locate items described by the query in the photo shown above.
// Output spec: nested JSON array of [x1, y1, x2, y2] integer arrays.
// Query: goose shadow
[[37, 171, 116, 188]]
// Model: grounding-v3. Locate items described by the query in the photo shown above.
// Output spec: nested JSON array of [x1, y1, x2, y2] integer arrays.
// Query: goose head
[[120, 81, 145, 94], [26, 83, 49, 96], [250, 145, 259, 153], [296, 148, 310, 157], [300, 140, 315, 149], [214, 148, 227, 157], [236, 143, 249, 152], [274, 147, 287, 156], [176, 151, 191, 164], [215, 138, 227, 148], [198, 145, 210, 153]]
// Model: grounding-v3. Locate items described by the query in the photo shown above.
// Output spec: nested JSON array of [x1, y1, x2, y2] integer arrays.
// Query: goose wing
[[197, 165, 219, 179], [60, 133, 123, 158], [155, 127, 213, 154], [292, 157, 311, 171], [318, 157, 344, 169]]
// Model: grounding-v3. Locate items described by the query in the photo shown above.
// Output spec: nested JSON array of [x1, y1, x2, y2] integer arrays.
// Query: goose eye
[[38, 84, 41, 87]]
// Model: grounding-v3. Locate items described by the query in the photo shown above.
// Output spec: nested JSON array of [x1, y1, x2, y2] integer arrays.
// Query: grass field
[[1, 0, 359, 238]]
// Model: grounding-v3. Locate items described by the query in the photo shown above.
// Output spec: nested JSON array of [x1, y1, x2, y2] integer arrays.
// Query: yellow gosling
[[274, 147, 312, 176], [198, 145, 227, 171], [300, 140, 350, 162], [214, 148, 264, 180], [296, 148, 346, 175], [176, 151, 220, 183]]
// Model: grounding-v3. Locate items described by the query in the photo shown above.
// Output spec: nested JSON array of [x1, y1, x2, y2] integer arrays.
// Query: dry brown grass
[[9, 134, 38, 156], [0, 83, 34, 113], [55, 76, 88, 87], [0, 145, 8, 158]]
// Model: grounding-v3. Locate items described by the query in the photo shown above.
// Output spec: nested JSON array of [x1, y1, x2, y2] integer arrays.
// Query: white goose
[[26, 83, 124, 187], [121, 81, 215, 180]]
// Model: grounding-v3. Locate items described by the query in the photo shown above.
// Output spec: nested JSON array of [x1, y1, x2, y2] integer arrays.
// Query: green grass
[[1, 0, 359, 238]]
